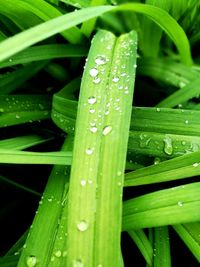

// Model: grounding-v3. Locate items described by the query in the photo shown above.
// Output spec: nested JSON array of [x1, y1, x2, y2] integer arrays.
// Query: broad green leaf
[[66, 30, 137, 267]]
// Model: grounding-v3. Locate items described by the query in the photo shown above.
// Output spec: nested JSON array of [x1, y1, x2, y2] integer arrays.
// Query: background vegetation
[[0, 0, 200, 266]]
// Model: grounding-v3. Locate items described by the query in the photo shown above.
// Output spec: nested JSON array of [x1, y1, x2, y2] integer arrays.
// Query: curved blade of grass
[[153, 226, 171, 267], [138, 58, 197, 88], [157, 76, 200, 108], [0, 62, 47, 94], [0, 95, 51, 127], [0, 44, 88, 69], [0, 135, 53, 150], [123, 182, 200, 230], [124, 150, 200, 187], [0, 4, 192, 64], [1, 0, 84, 44], [0, 255, 19, 267], [0, 150, 72, 165], [17, 137, 72, 267], [173, 223, 200, 262], [128, 229, 153, 265], [0, 175, 41, 196]]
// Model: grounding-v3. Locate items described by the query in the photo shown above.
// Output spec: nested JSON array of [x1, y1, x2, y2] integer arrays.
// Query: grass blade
[[173, 223, 200, 262], [123, 182, 200, 230]]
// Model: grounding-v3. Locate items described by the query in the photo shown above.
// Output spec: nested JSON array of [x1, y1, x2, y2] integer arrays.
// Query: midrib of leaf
[[66, 29, 137, 267]]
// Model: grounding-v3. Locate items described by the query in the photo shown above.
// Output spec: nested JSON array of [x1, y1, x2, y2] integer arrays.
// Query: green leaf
[[173, 223, 200, 263], [123, 182, 200, 230], [124, 150, 200, 187], [0, 4, 192, 65]]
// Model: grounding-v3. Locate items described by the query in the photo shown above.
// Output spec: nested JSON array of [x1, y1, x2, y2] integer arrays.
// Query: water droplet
[[39, 104, 44, 110], [26, 255, 37, 267], [193, 163, 199, 167], [48, 198, 53, 202], [97, 264, 103, 267], [77, 221, 88, 232], [117, 171, 122, 176], [181, 141, 186, 146], [54, 250, 62, 257], [163, 136, 173, 155], [0, 108, 4, 112], [88, 97, 96, 105], [156, 108, 161, 112], [88, 180, 93, 185], [15, 114, 20, 119], [179, 81, 186, 88], [112, 77, 119, 83], [89, 68, 98, 77], [89, 108, 95, 114], [105, 110, 109, 115], [85, 148, 94, 155], [95, 56, 106, 65], [63, 251, 67, 257], [73, 259, 83, 267], [102, 126, 112, 136], [90, 126, 98, 133], [185, 120, 189, 124], [177, 201, 183, 207], [80, 180, 87, 186], [154, 157, 161, 165], [93, 77, 101, 84], [134, 64, 137, 68]]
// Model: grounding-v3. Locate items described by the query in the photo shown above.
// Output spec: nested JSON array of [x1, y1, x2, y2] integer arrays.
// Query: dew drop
[[89, 108, 95, 114], [80, 180, 87, 187], [102, 125, 112, 136], [95, 56, 106, 65], [90, 126, 98, 133], [105, 110, 109, 115], [15, 114, 20, 119], [48, 198, 53, 202], [77, 220, 88, 232], [117, 171, 122, 176], [177, 201, 183, 207], [88, 97, 96, 105], [179, 81, 186, 88], [156, 108, 161, 112], [112, 77, 119, 83], [163, 136, 173, 155], [193, 163, 199, 167], [85, 148, 94, 155], [185, 120, 189, 124], [88, 179, 93, 185], [89, 68, 98, 77], [26, 255, 37, 267], [54, 250, 62, 257], [93, 77, 101, 84], [133, 64, 137, 68], [73, 259, 83, 267]]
